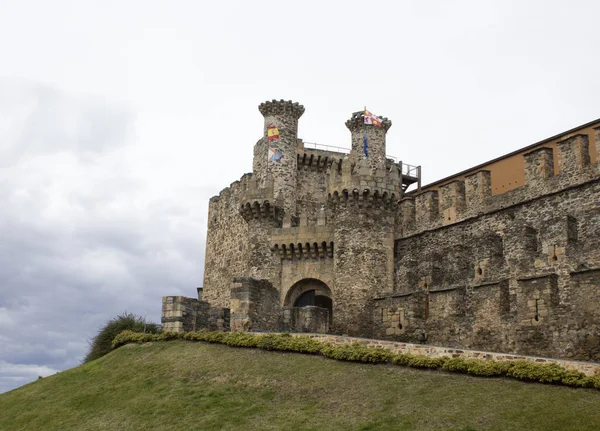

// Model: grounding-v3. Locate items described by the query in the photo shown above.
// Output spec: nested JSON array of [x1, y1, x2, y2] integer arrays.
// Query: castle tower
[[328, 111, 400, 336], [255, 99, 305, 218], [346, 110, 392, 170]]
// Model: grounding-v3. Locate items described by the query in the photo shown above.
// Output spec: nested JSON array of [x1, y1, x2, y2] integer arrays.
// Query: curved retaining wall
[[288, 333, 600, 376]]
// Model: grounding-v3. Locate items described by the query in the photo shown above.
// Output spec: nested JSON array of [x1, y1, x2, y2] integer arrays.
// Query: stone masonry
[[162, 100, 600, 362]]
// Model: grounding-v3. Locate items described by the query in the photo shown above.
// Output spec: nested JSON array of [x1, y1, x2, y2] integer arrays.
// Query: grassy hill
[[2, 341, 600, 431]]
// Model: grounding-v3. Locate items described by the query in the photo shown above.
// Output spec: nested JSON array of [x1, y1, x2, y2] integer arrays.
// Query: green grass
[[2, 341, 600, 431]]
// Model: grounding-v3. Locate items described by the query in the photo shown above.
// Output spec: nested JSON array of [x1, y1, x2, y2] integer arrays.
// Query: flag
[[268, 147, 283, 162], [363, 109, 382, 127], [267, 125, 280, 140], [363, 135, 368, 158]]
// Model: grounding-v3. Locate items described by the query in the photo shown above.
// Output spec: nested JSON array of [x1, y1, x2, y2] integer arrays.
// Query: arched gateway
[[284, 278, 333, 325]]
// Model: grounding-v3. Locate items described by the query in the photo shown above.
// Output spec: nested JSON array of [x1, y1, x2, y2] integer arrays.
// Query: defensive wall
[[162, 100, 600, 363], [378, 133, 600, 361]]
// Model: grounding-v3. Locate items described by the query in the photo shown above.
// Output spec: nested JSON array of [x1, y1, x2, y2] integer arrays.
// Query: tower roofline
[[345, 110, 392, 132], [258, 99, 305, 118], [411, 116, 600, 194]]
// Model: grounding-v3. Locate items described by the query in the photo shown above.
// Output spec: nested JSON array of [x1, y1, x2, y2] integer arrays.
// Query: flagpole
[[266, 127, 270, 182], [363, 106, 367, 159]]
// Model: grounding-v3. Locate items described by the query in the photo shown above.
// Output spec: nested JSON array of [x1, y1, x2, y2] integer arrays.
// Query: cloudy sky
[[0, 0, 598, 393]]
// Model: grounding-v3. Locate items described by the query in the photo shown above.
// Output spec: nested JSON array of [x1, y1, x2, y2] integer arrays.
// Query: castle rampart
[[381, 146, 600, 358], [163, 100, 600, 362]]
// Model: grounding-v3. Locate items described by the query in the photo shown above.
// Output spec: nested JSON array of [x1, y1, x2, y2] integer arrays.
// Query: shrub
[[441, 357, 470, 373], [586, 374, 600, 389], [561, 369, 590, 387], [222, 332, 260, 348], [465, 360, 513, 377], [321, 344, 393, 363], [112, 330, 158, 349], [256, 334, 280, 351], [392, 353, 446, 369], [507, 361, 566, 384], [85, 312, 160, 363], [110, 330, 599, 391]]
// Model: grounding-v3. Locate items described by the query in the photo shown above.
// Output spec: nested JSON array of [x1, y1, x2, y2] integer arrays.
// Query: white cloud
[[0, 80, 206, 392]]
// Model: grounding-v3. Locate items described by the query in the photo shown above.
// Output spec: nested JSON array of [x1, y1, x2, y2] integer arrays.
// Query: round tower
[[328, 110, 399, 336], [254, 99, 305, 219], [346, 111, 392, 170]]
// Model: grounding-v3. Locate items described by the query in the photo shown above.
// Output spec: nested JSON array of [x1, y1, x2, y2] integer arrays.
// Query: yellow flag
[[267, 126, 280, 140]]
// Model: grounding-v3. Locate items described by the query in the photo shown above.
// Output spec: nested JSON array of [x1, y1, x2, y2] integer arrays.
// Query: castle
[[162, 100, 600, 362]]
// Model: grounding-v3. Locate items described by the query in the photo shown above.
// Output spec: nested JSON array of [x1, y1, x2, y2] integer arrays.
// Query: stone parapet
[[415, 190, 439, 228], [271, 225, 333, 260], [557, 134, 590, 176], [239, 175, 284, 224], [464, 170, 492, 210], [390, 174, 600, 361], [327, 158, 401, 210], [401, 148, 600, 239], [258, 99, 305, 119], [439, 180, 466, 224], [297, 147, 346, 172]]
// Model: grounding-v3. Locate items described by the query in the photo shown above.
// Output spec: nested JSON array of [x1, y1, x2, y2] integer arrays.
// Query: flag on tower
[[268, 147, 283, 163], [267, 125, 280, 141], [363, 109, 382, 127]]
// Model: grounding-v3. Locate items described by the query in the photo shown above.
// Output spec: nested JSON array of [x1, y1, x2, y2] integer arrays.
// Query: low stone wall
[[230, 277, 280, 332], [162, 296, 204, 332], [289, 333, 600, 376], [162, 296, 230, 332]]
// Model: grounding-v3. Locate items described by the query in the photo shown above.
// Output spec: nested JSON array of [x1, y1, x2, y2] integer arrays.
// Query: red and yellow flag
[[267, 126, 280, 140], [364, 109, 382, 127]]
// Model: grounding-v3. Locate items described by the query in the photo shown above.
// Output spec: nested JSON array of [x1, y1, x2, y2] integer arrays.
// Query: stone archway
[[284, 278, 333, 324]]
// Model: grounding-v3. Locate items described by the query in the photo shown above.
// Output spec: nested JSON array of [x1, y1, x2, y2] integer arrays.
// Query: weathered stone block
[[557, 134, 590, 175], [465, 170, 491, 210], [415, 190, 439, 227], [439, 180, 466, 224]]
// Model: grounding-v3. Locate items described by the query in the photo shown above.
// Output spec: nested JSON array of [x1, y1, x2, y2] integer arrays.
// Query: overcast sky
[[1, 0, 599, 393]]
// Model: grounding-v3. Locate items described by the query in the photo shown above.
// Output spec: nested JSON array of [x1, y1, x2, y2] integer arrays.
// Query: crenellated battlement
[[327, 157, 402, 209], [345, 111, 392, 132], [258, 99, 305, 119], [297, 150, 345, 172], [239, 174, 284, 223], [401, 138, 600, 238], [209, 173, 253, 204], [271, 224, 334, 260]]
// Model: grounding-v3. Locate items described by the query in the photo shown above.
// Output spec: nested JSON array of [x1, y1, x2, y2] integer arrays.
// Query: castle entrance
[[285, 278, 333, 323]]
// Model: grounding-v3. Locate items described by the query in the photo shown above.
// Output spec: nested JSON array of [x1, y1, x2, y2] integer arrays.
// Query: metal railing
[[401, 163, 420, 178], [303, 142, 419, 174], [303, 142, 350, 154]]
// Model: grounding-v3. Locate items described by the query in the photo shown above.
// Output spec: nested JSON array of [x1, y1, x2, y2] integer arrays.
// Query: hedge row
[[112, 330, 600, 390]]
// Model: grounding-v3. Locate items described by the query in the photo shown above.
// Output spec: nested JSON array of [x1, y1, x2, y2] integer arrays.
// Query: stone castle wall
[[376, 134, 600, 361], [164, 101, 600, 363], [201, 175, 250, 306]]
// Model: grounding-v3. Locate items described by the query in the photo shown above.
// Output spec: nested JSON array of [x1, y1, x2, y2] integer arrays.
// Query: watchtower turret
[[346, 111, 392, 170], [253, 99, 305, 218], [326, 110, 399, 336]]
